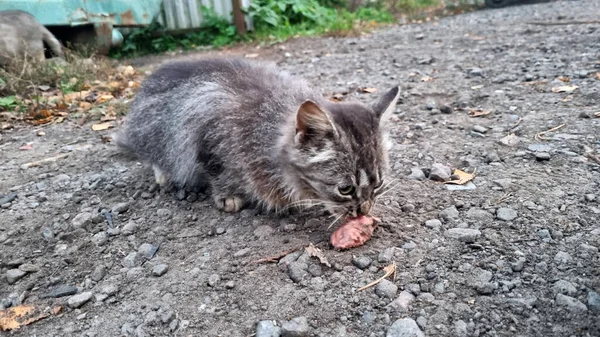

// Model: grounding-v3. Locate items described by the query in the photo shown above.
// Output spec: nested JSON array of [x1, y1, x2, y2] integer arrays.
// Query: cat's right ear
[[372, 86, 401, 122], [295, 100, 338, 143]]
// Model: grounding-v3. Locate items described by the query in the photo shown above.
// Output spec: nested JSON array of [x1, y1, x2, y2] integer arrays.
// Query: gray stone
[[416, 316, 427, 330], [425, 219, 442, 231], [527, 144, 553, 152], [281, 316, 309, 337], [535, 152, 551, 161], [100, 284, 119, 296], [407, 168, 426, 180], [587, 291, 600, 312], [92, 231, 109, 246], [444, 228, 481, 243], [378, 248, 395, 263], [157, 208, 172, 219], [257, 320, 281, 337], [71, 212, 93, 228], [254, 225, 274, 238], [122, 252, 144, 268], [429, 163, 452, 182], [234, 248, 251, 258], [439, 206, 459, 222], [472, 125, 488, 134], [387, 291, 415, 311], [554, 251, 572, 265], [499, 134, 520, 147], [469, 67, 485, 77], [439, 104, 453, 114], [225, 281, 235, 289], [288, 261, 308, 283], [553, 280, 577, 296], [207, 274, 221, 287], [485, 152, 501, 163], [111, 202, 129, 214], [152, 264, 169, 277], [466, 208, 494, 221], [91, 265, 107, 281], [353, 256, 372, 270], [454, 320, 468, 337], [375, 279, 398, 299], [556, 293, 587, 312], [122, 221, 138, 235], [496, 207, 517, 221], [579, 244, 599, 254], [138, 243, 159, 260], [402, 241, 417, 250], [386, 318, 424, 337], [42, 285, 78, 298], [537, 229, 551, 239], [6, 269, 26, 284], [511, 258, 526, 272], [433, 282, 445, 294], [68, 292, 93, 308], [584, 194, 596, 202]]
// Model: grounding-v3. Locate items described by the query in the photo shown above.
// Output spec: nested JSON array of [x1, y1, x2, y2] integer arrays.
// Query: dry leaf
[[444, 169, 476, 185], [91, 122, 114, 131], [96, 94, 114, 104], [551, 85, 579, 93], [0, 305, 62, 331], [63, 90, 90, 103], [19, 144, 33, 151], [596, 72, 600, 80], [356, 263, 396, 292], [1, 122, 13, 130], [467, 109, 491, 117], [305, 243, 331, 268], [557, 76, 570, 83], [595, 112, 600, 118], [79, 102, 92, 111], [360, 88, 377, 93]]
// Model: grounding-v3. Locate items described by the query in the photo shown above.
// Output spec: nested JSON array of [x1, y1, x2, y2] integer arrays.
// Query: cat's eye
[[338, 185, 356, 196]]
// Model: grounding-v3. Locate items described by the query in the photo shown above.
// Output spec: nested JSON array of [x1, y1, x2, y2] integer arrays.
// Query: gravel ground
[[1, 1, 599, 336]]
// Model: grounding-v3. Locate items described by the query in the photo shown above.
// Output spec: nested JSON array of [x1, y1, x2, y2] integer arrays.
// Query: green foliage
[[0, 96, 18, 110]]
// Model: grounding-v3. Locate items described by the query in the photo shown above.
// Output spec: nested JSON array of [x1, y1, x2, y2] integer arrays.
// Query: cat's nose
[[358, 201, 372, 215]]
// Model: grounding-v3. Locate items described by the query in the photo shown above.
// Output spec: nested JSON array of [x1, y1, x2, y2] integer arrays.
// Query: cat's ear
[[372, 86, 401, 121], [295, 100, 338, 143]]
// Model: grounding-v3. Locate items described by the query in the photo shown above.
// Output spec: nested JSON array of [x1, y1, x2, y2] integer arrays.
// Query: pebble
[[42, 284, 77, 298], [425, 219, 442, 231], [156, 208, 173, 219], [485, 152, 501, 163], [91, 265, 107, 281], [176, 189, 187, 200], [71, 212, 93, 229], [68, 292, 93, 308], [499, 134, 520, 147], [375, 279, 398, 299], [388, 291, 414, 311], [111, 202, 129, 214], [444, 228, 481, 243], [234, 248, 251, 258], [281, 316, 309, 337], [288, 261, 308, 283], [100, 284, 119, 296], [584, 194, 596, 202], [439, 206, 459, 222], [216, 227, 226, 235], [207, 274, 221, 287], [527, 144, 553, 152], [256, 320, 281, 337], [552, 280, 577, 296], [587, 291, 600, 312], [225, 281, 235, 289], [439, 104, 453, 114], [554, 251, 572, 265], [122, 221, 138, 235], [579, 244, 599, 254], [496, 207, 517, 221], [6, 269, 27, 284], [416, 316, 427, 330], [454, 320, 468, 337], [378, 248, 395, 263], [555, 293, 587, 312], [402, 241, 417, 250], [92, 231, 109, 246], [472, 125, 488, 134], [535, 152, 551, 161], [122, 252, 144, 268], [511, 258, 526, 272], [152, 264, 169, 277], [138, 243, 159, 260], [537, 229, 551, 239], [429, 163, 452, 182], [353, 256, 372, 270], [469, 67, 485, 77], [386, 318, 424, 337], [254, 225, 275, 237], [407, 168, 426, 180]]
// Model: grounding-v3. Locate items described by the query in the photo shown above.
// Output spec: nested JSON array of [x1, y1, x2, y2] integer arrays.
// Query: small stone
[[535, 152, 551, 161], [353, 256, 372, 270], [485, 152, 501, 163], [469, 67, 484, 77], [375, 279, 398, 299], [71, 212, 93, 229], [556, 293, 587, 312], [554, 251, 572, 265], [425, 219, 442, 231], [407, 168, 426, 180], [92, 231, 109, 246], [122, 252, 144, 268], [215, 227, 226, 235], [68, 292, 93, 308], [499, 134, 520, 147], [307, 264, 322, 277], [378, 248, 395, 263], [511, 258, 526, 272], [161, 310, 176, 324], [122, 221, 137, 235], [225, 281, 235, 289], [256, 320, 281, 337], [111, 202, 129, 214], [402, 241, 417, 250], [281, 316, 309, 337], [138, 243, 159, 260], [496, 207, 517, 221], [401, 204, 415, 212], [587, 291, 600, 312], [439, 206, 459, 222], [472, 125, 488, 134], [439, 104, 453, 114], [386, 318, 424, 337], [234, 248, 251, 257], [454, 320, 468, 337], [433, 282, 445, 294], [444, 228, 481, 243], [6, 269, 27, 284], [254, 225, 274, 237], [152, 264, 169, 276], [552, 280, 577, 296], [18, 263, 39, 273], [537, 229, 551, 239], [42, 285, 78, 298], [579, 244, 599, 254], [100, 284, 119, 296], [584, 194, 596, 202], [388, 291, 415, 311], [176, 189, 187, 200], [429, 163, 452, 182], [207, 274, 221, 287], [156, 208, 173, 219], [287, 261, 308, 283], [91, 265, 107, 281], [416, 316, 427, 330]]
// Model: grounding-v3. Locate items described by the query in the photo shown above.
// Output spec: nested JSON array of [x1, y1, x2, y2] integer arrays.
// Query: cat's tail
[[110, 130, 135, 156], [40, 25, 64, 59]]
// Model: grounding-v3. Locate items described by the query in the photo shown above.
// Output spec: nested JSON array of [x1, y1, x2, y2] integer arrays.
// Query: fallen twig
[[526, 20, 600, 26], [252, 247, 301, 264], [356, 263, 396, 292], [534, 123, 565, 141], [585, 153, 600, 164], [507, 117, 523, 133], [494, 193, 513, 205], [20, 154, 69, 169]]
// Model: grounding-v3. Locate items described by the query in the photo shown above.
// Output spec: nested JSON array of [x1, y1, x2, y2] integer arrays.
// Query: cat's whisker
[[376, 181, 401, 199], [327, 213, 344, 230]]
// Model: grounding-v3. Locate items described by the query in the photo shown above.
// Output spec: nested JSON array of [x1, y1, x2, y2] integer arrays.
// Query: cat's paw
[[153, 165, 168, 186], [215, 196, 244, 212]]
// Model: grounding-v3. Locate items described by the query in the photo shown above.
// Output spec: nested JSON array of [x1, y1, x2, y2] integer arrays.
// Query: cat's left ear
[[372, 86, 401, 121]]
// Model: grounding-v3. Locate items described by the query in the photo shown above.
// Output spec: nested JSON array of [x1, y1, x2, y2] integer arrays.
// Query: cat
[[0, 10, 64, 66], [113, 57, 400, 218]]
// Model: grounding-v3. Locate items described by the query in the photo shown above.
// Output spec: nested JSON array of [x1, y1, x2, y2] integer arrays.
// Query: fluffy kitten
[[113, 58, 400, 217], [0, 10, 64, 65]]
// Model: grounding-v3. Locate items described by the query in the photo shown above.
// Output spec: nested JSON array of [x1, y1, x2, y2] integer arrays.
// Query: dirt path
[[1, 1, 599, 336]]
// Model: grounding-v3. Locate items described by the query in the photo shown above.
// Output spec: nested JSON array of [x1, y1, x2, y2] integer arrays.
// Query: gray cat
[[113, 58, 400, 218], [0, 10, 64, 65]]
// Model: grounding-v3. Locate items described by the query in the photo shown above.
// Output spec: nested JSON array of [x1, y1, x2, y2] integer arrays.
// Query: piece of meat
[[330, 215, 381, 250]]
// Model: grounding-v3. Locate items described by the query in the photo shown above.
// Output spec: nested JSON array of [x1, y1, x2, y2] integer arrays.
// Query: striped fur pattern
[[113, 58, 400, 216]]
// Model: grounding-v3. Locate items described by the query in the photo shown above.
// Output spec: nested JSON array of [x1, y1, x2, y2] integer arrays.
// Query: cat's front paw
[[214, 196, 245, 212]]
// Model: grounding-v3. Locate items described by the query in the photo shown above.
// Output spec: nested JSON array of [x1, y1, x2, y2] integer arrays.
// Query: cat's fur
[[113, 58, 400, 217], [0, 10, 64, 65]]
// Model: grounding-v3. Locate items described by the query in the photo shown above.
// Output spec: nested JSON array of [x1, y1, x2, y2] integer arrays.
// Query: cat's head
[[287, 87, 400, 217]]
